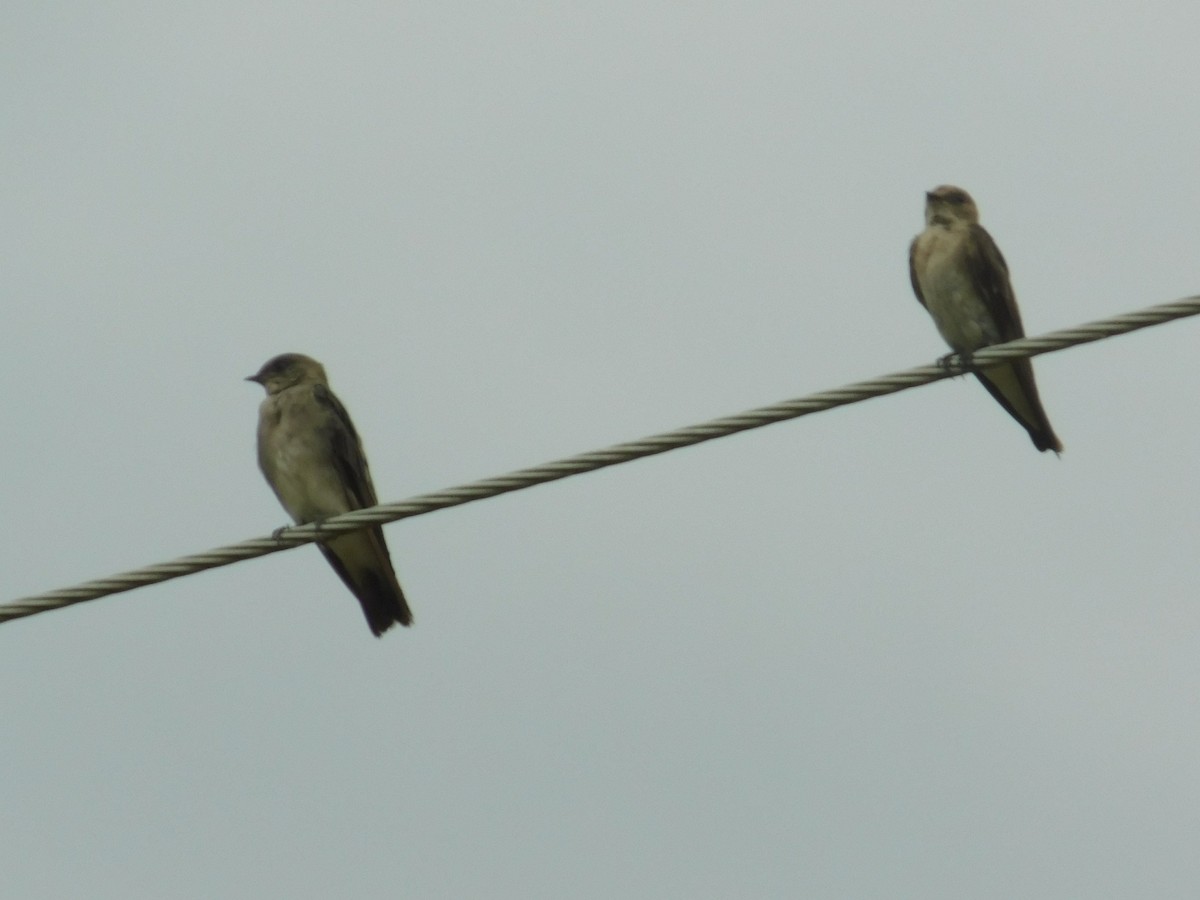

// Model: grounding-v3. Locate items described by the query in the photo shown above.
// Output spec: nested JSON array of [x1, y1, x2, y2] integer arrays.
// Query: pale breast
[[257, 389, 352, 523], [914, 228, 1000, 353]]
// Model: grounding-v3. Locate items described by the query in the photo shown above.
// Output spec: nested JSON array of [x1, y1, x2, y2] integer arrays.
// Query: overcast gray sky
[[4, 3, 1200, 898]]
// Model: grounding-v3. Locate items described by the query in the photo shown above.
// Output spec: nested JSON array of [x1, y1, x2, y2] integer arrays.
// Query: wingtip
[[364, 601, 413, 637], [1034, 432, 1064, 455], [367, 609, 412, 638]]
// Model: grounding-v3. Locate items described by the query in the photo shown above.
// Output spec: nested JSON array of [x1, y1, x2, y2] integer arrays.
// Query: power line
[[4, 295, 1199, 627]]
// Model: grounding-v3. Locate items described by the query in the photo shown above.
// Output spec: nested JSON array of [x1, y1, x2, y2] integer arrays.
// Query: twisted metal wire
[[4, 295, 1199, 626]]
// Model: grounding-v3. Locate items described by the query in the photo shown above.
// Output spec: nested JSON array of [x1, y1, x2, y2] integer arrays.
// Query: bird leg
[[937, 350, 974, 377]]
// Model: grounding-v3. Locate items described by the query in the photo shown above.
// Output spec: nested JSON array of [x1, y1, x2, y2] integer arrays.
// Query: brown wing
[[908, 237, 928, 309], [312, 383, 380, 510], [310, 384, 412, 632], [960, 226, 1063, 454], [962, 224, 1025, 342]]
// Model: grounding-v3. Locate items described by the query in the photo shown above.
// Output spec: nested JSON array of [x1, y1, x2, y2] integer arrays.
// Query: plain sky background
[[3, 3, 1199, 898]]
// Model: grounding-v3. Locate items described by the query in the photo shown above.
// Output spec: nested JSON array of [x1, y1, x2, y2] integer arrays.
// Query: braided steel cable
[[3, 295, 1198, 627]]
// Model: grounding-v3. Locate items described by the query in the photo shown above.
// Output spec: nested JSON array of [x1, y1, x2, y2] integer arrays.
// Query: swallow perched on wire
[[248, 353, 413, 635], [909, 185, 1063, 454]]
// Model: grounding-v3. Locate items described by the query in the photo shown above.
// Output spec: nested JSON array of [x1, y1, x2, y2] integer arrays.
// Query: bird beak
[[245, 374, 261, 384], [925, 191, 936, 202]]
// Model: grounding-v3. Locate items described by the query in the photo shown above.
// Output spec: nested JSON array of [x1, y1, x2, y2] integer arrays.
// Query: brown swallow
[[909, 185, 1063, 453], [248, 353, 412, 635]]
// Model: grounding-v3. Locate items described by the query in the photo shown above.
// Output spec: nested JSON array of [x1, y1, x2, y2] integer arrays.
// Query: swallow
[[248, 353, 412, 635], [909, 185, 1063, 453]]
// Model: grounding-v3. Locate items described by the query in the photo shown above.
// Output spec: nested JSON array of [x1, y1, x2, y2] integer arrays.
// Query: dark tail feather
[[355, 567, 414, 637], [317, 527, 414, 637], [975, 361, 1063, 455]]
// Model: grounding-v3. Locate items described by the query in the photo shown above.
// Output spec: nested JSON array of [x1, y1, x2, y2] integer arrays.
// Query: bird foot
[[272, 518, 328, 543], [937, 351, 974, 377]]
